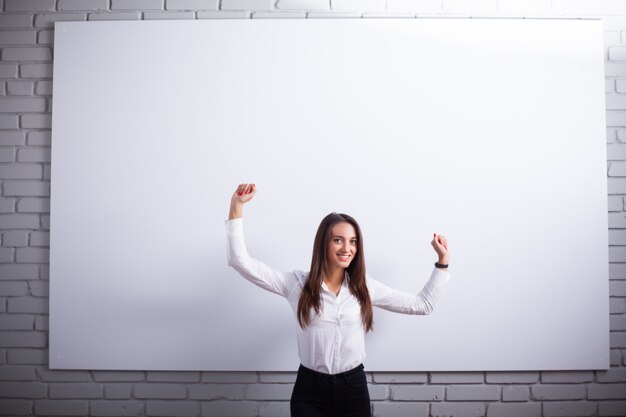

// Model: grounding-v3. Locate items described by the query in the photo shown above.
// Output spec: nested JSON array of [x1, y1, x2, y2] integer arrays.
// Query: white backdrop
[[50, 18, 608, 371]]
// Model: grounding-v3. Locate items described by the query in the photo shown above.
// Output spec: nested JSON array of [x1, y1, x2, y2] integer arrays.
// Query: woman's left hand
[[431, 233, 449, 260]]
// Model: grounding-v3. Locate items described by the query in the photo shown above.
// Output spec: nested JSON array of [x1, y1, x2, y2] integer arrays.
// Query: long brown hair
[[297, 213, 374, 332]]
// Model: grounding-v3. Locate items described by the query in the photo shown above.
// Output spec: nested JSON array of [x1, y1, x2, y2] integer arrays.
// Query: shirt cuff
[[224, 218, 244, 235]]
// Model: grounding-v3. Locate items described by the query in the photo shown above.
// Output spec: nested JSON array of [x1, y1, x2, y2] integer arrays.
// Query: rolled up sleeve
[[225, 218, 296, 298], [368, 268, 451, 315]]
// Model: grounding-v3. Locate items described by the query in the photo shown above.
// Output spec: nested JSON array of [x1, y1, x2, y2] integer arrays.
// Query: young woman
[[226, 183, 451, 417]]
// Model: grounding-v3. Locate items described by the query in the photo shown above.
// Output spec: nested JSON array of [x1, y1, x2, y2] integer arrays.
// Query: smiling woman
[[225, 183, 451, 417], [299, 212, 373, 333]]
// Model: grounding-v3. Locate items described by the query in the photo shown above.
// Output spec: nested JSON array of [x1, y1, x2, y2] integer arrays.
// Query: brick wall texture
[[1, 0, 626, 416]]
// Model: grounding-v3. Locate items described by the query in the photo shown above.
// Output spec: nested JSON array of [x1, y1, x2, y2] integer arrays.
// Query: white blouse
[[225, 218, 451, 375]]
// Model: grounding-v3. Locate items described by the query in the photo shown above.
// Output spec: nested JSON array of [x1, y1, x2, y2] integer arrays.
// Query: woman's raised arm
[[225, 183, 296, 298]]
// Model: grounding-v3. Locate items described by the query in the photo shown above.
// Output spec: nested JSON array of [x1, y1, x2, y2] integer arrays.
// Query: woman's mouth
[[337, 254, 351, 262]]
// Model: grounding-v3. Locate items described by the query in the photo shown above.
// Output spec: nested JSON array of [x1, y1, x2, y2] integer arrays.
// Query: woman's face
[[326, 222, 358, 271]]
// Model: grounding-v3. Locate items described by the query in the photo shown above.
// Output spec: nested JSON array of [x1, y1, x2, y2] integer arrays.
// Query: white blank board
[[50, 18, 609, 371]]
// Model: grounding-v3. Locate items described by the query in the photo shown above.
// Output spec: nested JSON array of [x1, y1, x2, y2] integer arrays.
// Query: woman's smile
[[337, 253, 352, 262]]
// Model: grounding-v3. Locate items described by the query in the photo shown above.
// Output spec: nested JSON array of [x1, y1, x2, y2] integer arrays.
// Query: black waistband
[[297, 363, 364, 379]]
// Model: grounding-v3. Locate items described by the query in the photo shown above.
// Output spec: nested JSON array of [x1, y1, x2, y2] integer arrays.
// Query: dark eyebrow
[[332, 236, 358, 240]]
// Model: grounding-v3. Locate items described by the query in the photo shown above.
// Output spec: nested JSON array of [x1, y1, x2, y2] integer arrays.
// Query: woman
[[226, 183, 451, 417]]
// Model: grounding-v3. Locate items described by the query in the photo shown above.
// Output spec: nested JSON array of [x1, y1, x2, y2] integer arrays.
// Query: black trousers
[[290, 363, 372, 417]]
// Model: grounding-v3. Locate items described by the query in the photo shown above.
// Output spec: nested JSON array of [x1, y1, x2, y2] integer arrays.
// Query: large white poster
[[50, 18, 608, 371]]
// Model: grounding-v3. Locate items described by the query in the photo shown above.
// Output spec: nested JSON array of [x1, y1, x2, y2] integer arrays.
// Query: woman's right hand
[[229, 183, 256, 219]]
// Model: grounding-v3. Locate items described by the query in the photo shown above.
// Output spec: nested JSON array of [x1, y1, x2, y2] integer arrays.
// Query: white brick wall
[[4, 0, 56, 13], [277, 0, 330, 11], [0, 1, 624, 416], [332, 0, 386, 12], [221, 0, 274, 10], [58, 0, 111, 11], [387, 0, 443, 13], [165, 0, 218, 10], [111, 0, 164, 10]]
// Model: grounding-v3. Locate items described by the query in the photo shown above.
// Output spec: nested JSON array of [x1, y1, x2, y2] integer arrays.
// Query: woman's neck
[[324, 267, 345, 296], [325, 267, 344, 285]]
